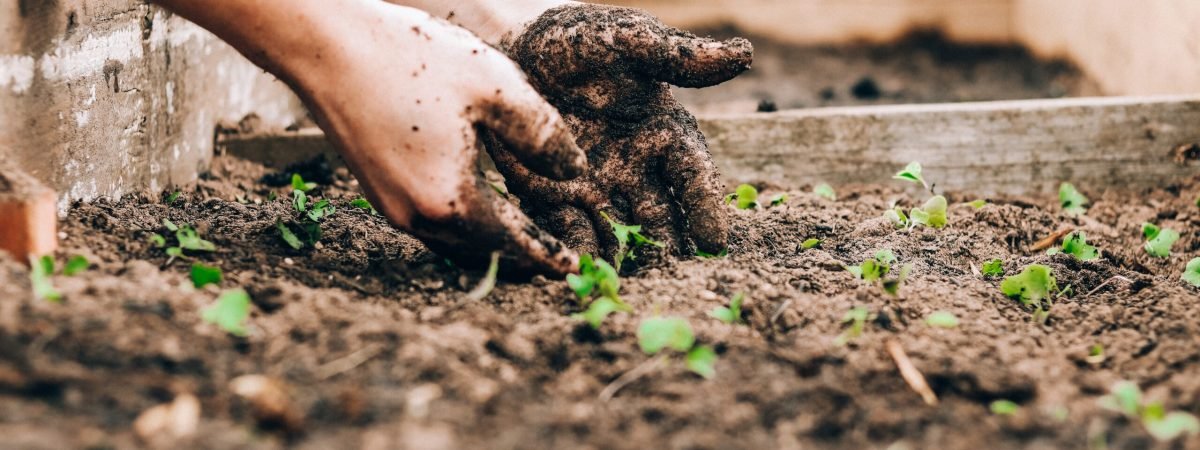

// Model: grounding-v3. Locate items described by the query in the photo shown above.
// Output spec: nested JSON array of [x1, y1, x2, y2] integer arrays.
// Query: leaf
[[1145, 412, 1200, 442], [175, 225, 216, 252], [149, 234, 167, 248], [190, 263, 223, 289], [166, 191, 182, 204], [292, 189, 308, 213], [163, 219, 179, 232], [1000, 265, 1058, 307], [885, 207, 909, 228], [882, 264, 913, 296], [601, 213, 663, 268], [926, 311, 959, 328], [769, 193, 789, 207], [709, 293, 745, 325], [875, 250, 897, 266], [62, 255, 89, 276], [1183, 258, 1200, 287], [685, 346, 718, 379], [1086, 344, 1106, 364], [1142, 222, 1161, 240], [813, 183, 837, 201], [307, 199, 335, 222], [733, 184, 759, 210], [291, 173, 316, 192], [166, 247, 184, 258], [276, 221, 304, 250], [835, 307, 870, 346], [696, 249, 729, 259], [29, 255, 61, 302], [893, 162, 927, 188], [802, 239, 821, 250], [1144, 227, 1179, 258], [1060, 232, 1100, 261], [981, 259, 1005, 277], [464, 252, 500, 302], [910, 195, 948, 228], [202, 289, 252, 337], [637, 317, 695, 355], [967, 199, 988, 209], [861, 259, 886, 282], [991, 400, 1020, 416], [350, 198, 378, 215], [572, 297, 625, 329], [1059, 182, 1089, 216], [1098, 381, 1142, 417]]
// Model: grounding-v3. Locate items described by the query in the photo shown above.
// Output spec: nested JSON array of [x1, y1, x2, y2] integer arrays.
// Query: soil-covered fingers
[[661, 122, 730, 254], [609, 11, 754, 88], [474, 69, 587, 181], [533, 205, 600, 257]]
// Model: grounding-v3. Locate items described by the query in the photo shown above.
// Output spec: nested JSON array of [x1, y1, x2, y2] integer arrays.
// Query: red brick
[[0, 166, 58, 263]]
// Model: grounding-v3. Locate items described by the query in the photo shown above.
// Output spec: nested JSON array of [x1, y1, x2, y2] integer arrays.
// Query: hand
[[289, 4, 588, 275], [485, 3, 753, 264]]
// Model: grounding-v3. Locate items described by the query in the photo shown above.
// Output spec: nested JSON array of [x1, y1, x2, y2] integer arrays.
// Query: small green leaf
[[165, 191, 182, 204], [910, 195, 948, 229], [1144, 225, 1179, 258], [175, 225, 216, 252], [163, 219, 179, 232], [276, 221, 304, 250], [350, 198, 378, 215], [709, 293, 745, 325], [696, 249, 729, 259], [307, 199, 335, 222], [1142, 222, 1161, 240], [732, 184, 759, 210], [991, 400, 1020, 416], [1183, 258, 1200, 287], [882, 264, 913, 296], [1061, 231, 1100, 261], [190, 263, 223, 289], [1098, 381, 1142, 417], [1086, 344, 1106, 364], [464, 252, 500, 302], [802, 239, 821, 250], [981, 259, 1005, 277], [685, 345, 718, 379], [834, 307, 871, 346], [893, 162, 927, 188], [572, 297, 627, 329], [149, 234, 167, 248], [63, 255, 90, 276], [165, 247, 184, 258], [1145, 412, 1200, 442], [1059, 182, 1089, 217], [291, 173, 316, 192], [813, 183, 837, 201], [769, 193, 788, 207], [202, 289, 252, 337], [638, 317, 695, 355], [1001, 265, 1058, 307], [967, 199, 988, 209], [29, 255, 61, 302], [601, 213, 663, 268], [885, 206, 909, 228], [875, 250, 897, 266], [926, 311, 959, 328], [292, 189, 308, 213]]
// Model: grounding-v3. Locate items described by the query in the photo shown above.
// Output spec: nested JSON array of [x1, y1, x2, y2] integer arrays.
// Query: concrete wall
[[0, 0, 302, 212]]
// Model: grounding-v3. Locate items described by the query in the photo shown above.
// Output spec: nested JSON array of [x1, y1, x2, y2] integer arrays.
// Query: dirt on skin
[[673, 29, 1103, 115], [1, 153, 1198, 449]]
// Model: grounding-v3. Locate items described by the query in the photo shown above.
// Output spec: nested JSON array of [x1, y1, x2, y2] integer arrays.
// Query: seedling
[[202, 289, 252, 337], [165, 191, 182, 205], [350, 198, 378, 215], [768, 193, 788, 207], [637, 317, 717, 378], [834, 306, 871, 346], [991, 400, 1020, 416], [685, 346, 718, 379], [1086, 344, 1106, 364], [885, 206, 909, 228], [1142, 223, 1179, 258], [29, 255, 61, 302], [63, 255, 90, 276], [967, 199, 988, 209], [572, 298, 625, 329], [881, 264, 913, 296], [1183, 258, 1200, 287], [464, 252, 501, 302], [981, 259, 1005, 277], [926, 311, 959, 328], [708, 292, 745, 325], [154, 219, 216, 263], [801, 239, 821, 250], [726, 184, 759, 210], [566, 254, 630, 315], [1049, 231, 1099, 261], [1099, 381, 1200, 442], [893, 162, 928, 189], [696, 249, 728, 259], [909, 195, 948, 229], [278, 190, 335, 250], [601, 212, 664, 270], [1000, 264, 1058, 308], [813, 183, 837, 201], [190, 263, 223, 289], [1059, 182, 1089, 216], [291, 173, 317, 192]]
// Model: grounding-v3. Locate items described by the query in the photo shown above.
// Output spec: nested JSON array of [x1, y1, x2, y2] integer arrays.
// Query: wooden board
[[220, 96, 1200, 196]]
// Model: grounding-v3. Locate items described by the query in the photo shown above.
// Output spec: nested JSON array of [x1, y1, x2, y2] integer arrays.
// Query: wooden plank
[[219, 96, 1200, 196]]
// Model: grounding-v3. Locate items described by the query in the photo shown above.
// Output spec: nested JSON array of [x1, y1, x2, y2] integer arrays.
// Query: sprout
[[1059, 183, 1089, 217], [893, 162, 927, 188]]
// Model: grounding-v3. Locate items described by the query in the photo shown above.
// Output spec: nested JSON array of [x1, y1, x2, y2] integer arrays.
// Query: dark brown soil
[[674, 30, 1103, 115], [1, 155, 1198, 450]]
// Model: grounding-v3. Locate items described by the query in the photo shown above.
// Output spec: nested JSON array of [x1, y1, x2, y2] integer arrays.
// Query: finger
[[613, 13, 754, 88], [627, 180, 681, 258], [476, 80, 587, 181], [662, 122, 729, 254], [534, 205, 600, 257], [483, 133, 578, 204]]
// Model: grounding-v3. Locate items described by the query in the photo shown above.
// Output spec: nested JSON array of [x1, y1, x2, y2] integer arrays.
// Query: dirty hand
[[292, 4, 587, 275], [486, 3, 753, 263]]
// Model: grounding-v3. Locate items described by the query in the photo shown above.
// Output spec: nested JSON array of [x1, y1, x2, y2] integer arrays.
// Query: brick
[[0, 165, 58, 264]]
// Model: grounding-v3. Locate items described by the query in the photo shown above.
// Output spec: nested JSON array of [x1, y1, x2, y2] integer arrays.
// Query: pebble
[[283, 257, 295, 265]]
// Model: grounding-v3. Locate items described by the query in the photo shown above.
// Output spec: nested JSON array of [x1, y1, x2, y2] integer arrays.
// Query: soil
[[1, 154, 1198, 450], [673, 30, 1103, 115]]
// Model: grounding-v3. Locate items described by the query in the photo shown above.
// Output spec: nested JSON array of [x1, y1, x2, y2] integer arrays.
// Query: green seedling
[[278, 190, 335, 249], [572, 297, 626, 329], [1059, 182, 1089, 216], [685, 346, 718, 379], [696, 249, 728, 259], [769, 193, 788, 207], [63, 255, 90, 276], [847, 250, 898, 284], [202, 289, 252, 337], [981, 259, 1005, 277], [726, 184, 759, 209], [909, 195, 948, 229], [190, 263, 223, 289], [709, 292, 745, 325], [566, 254, 629, 311], [1086, 344, 1106, 364], [464, 252, 500, 302], [1183, 258, 1200, 287], [967, 199, 988, 209], [885, 206, 909, 228], [291, 173, 317, 192], [350, 198, 378, 215], [1099, 381, 1200, 442], [1142, 223, 1179, 258], [814, 183, 837, 201], [1000, 264, 1058, 308], [881, 264, 913, 296], [156, 219, 216, 263], [1050, 231, 1099, 261], [637, 317, 717, 378], [991, 400, 1020, 416], [165, 191, 182, 204], [601, 212, 664, 270], [802, 239, 821, 250], [894, 162, 927, 188], [926, 311, 959, 328], [29, 255, 61, 302], [276, 221, 304, 250], [834, 306, 871, 346]]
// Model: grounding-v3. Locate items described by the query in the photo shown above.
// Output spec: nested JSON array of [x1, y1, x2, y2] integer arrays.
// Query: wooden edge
[[0, 167, 58, 264], [217, 96, 1200, 196]]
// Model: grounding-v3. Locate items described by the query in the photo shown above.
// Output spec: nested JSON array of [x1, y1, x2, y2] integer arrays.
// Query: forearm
[[386, 0, 569, 44]]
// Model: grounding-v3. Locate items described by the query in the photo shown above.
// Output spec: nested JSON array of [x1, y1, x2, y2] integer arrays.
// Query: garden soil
[[0, 153, 1197, 450]]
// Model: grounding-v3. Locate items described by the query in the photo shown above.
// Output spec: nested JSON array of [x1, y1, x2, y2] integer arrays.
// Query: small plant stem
[[886, 340, 938, 406], [770, 299, 793, 325], [1030, 227, 1075, 252], [598, 355, 666, 402], [314, 342, 386, 380], [1085, 276, 1133, 297]]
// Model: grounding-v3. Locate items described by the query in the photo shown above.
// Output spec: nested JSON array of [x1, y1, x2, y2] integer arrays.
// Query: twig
[[770, 299, 794, 324], [1085, 276, 1133, 297], [598, 356, 665, 402], [885, 340, 938, 406], [1030, 227, 1075, 252], [315, 343, 386, 380]]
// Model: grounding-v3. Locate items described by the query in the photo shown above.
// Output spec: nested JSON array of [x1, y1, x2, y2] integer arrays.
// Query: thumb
[[617, 20, 754, 88], [476, 80, 587, 181]]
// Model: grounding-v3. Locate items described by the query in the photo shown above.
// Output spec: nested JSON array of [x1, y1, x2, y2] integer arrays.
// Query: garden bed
[[1, 154, 1198, 449]]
